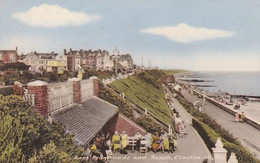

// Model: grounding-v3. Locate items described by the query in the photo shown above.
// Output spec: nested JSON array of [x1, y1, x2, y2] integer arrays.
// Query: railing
[[81, 79, 93, 101], [23, 93, 35, 108], [102, 72, 135, 85], [48, 81, 74, 114], [183, 85, 260, 131], [102, 78, 116, 85]]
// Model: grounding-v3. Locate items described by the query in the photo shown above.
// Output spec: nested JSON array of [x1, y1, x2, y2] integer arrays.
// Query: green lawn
[[110, 71, 172, 126]]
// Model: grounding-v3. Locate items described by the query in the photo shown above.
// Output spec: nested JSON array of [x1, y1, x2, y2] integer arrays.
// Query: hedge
[[193, 118, 259, 163], [173, 89, 240, 145], [0, 87, 13, 96]]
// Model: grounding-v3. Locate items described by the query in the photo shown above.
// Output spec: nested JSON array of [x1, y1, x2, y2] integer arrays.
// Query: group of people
[[85, 130, 178, 162], [234, 112, 245, 123], [86, 132, 112, 162], [111, 131, 129, 153], [150, 132, 177, 153], [113, 131, 178, 154]]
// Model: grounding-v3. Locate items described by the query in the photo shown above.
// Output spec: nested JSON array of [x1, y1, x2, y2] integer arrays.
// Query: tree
[[0, 113, 26, 163], [0, 62, 30, 71], [0, 95, 84, 162], [28, 141, 78, 163]]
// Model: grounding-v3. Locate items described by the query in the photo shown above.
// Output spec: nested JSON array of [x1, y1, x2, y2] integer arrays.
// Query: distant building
[[111, 47, 134, 73], [119, 54, 134, 69], [0, 47, 18, 64], [64, 48, 81, 71], [64, 48, 114, 71], [161, 75, 175, 85], [81, 49, 96, 70], [46, 60, 67, 74], [95, 50, 114, 71], [23, 51, 58, 72]]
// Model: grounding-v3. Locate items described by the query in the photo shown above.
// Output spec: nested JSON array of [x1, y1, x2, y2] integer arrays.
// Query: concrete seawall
[[193, 89, 260, 131]]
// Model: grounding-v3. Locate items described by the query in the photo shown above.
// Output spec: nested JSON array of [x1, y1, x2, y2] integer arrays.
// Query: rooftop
[[52, 97, 118, 146]]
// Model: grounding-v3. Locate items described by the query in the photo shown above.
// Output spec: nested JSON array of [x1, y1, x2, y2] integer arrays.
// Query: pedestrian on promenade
[[241, 112, 245, 122], [144, 132, 152, 151], [168, 135, 176, 153], [152, 133, 160, 153], [235, 112, 240, 122], [162, 134, 169, 153], [120, 131, 129, 150], [112, 131, 120, 152], [174, 117, 182, 133], [135, 132, 142, 150]]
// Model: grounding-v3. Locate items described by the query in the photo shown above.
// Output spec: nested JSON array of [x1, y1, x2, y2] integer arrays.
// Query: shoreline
[[175, 71, 260, 97], [174, 79, 260, 130]]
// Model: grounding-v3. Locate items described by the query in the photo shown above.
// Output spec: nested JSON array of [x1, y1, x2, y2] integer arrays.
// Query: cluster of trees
[[0, 95, 84, 162], [0, 67, 116, 85], [0, 62, 30, 71], [0, 71, 76, 85]]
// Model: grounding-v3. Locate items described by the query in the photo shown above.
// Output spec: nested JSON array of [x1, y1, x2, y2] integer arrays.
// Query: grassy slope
[[162, 69, 189, 75], [110, 70, 172, 126]]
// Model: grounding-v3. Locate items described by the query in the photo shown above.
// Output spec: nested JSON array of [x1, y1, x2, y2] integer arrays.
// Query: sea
[[179, 71, 260, 96]]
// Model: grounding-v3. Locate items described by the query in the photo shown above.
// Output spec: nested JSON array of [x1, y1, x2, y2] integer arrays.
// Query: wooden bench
[[127, 136, 137, 152]]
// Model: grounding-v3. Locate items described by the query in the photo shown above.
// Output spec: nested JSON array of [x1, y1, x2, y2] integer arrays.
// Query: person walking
[[135, 132, 142, 151], [241, 112, 245, 122], [235, 112, 240, 122], [144, 132, 152, 151]]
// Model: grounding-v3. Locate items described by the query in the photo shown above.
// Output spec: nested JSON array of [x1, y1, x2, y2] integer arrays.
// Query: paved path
[[110, 88, 211, 163], [180, 88, 260, 160]]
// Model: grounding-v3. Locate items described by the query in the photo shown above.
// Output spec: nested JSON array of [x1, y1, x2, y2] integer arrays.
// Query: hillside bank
[[110, 70, 172, 126]]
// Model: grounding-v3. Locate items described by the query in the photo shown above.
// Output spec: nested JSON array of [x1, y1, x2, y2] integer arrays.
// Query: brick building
[[0, 47, 18, 63], [64, 48, 114, 71], [26, 77, 146, 147], [161, 75, 175, 85]]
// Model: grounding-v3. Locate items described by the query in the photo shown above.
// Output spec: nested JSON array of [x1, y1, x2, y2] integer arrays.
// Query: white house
[[23, 51, 58, 72]]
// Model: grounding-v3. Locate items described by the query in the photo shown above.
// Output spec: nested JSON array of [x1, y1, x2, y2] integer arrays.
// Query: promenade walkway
[[110, 88, 211, 163], [180, 88, 260, 160]]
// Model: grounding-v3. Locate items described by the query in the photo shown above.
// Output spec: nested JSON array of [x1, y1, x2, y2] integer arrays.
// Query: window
[[39, 60, 44, 64]]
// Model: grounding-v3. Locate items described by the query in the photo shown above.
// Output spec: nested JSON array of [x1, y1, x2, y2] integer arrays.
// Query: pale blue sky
[[1, 0, 260, 71]]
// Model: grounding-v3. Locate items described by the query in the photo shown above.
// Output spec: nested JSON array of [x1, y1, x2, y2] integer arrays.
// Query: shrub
[[0, 87, 13, 96], [134, 115, 163, 134], [98, 81, 134, 119], [192, 119, 259, 163], [0, 95, 84, 162], [174, 92, 240, 145]]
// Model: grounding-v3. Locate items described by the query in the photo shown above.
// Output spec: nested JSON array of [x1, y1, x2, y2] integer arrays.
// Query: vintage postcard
[[0, 1, 259, 163]]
